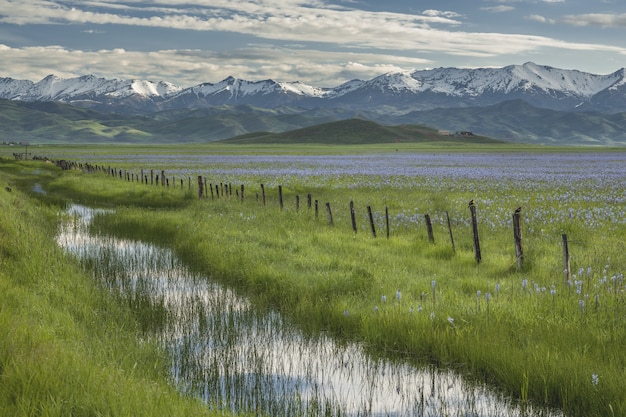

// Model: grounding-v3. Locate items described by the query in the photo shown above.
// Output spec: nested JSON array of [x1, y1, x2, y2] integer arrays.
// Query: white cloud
[[526, 14, 556, 24], [0, 43, 432, 86], [561, 13, 626, 28], [481, 6, 515, 13]]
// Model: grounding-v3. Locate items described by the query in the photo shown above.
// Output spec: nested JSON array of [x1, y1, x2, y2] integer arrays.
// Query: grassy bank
[[0, 161, 223, 416]]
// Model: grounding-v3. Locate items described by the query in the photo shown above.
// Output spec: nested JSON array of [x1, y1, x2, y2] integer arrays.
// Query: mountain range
[[1, 62, 626, 145]]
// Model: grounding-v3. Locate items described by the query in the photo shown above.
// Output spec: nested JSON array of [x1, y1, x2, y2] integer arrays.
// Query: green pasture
[[1, 147, 625, 417]]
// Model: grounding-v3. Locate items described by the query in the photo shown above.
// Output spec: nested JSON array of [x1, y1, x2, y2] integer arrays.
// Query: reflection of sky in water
[[56, 204, 563, 417]]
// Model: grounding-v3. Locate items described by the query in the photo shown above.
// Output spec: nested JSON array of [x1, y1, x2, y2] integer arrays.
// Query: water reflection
[[57, 204, 562, 417]]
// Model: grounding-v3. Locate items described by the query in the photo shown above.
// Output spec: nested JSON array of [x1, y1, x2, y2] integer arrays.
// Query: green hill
[[220, 118, 503, 144]]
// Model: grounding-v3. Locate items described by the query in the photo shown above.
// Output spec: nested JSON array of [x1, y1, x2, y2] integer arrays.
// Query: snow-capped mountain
[[1, 62, 625, 113]]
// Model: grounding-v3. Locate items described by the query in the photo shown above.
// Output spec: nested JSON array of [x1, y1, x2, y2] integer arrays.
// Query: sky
[[0, 0, 625, 88]]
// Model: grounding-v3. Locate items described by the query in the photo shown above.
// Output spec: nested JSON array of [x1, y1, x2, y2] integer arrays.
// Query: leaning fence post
[[513, 207, 523, 271], [446, 211, 455, 252], [469, 200, 481, 264], [350, 201, 357, 233], [325, 202, 333, 225], [425, 214, 435, 243], [385, 206, 390, 239], [367, 206, 376, 238], [562, 234, 571, 283]]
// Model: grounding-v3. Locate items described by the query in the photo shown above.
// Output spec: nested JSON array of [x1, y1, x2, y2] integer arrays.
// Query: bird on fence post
[[515, 206, 522, 214], [468, 199, 475, 208]]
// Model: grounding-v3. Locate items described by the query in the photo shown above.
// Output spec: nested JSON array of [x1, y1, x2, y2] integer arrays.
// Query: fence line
[[59, 160, 548, 270]]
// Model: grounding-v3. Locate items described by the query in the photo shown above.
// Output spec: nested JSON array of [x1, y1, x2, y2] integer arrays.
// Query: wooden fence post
[[425, 213, 435, 243], [307, 194, 312, 209], [325, 202, 333, 225], [296, 195, 300, 211], [562, 234, 571, 283], [469, 200, 481, 264], [367, 205, 376, 238], [315, 200, 319, 218], [350, 201, 357, 233], [197, 176, 204, 198], [513, 208, 523, 271], [150, 169, 154, 185], [278, 185, 284, 209], [446, 211, 455, 252], [385, 206, 390, 239], [161, 170, 165, 186], [261, 184, 266, 206], [241, 184, 245, 202]]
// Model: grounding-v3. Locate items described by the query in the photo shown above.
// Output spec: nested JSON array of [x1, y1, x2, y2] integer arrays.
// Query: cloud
[[0, 43, 432, 86], [526, 14, 556, 24], [481, 6, 515, 13], [561, 13, 626, 28]]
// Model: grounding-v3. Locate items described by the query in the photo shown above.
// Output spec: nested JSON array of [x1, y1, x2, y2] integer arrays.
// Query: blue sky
[[0, 0, 625, 87]]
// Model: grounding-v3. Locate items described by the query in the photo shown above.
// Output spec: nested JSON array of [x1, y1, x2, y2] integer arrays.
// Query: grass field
[[1, 145, 625, 417]]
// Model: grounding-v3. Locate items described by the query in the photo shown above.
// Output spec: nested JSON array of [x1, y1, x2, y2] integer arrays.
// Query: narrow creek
[[56, 204, 562, 417]]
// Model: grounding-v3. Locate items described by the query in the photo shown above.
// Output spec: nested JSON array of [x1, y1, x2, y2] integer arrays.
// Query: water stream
[[57, 204, 562, 417]]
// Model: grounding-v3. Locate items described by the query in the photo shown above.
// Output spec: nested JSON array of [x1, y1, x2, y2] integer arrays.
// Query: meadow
[[1, 144, 625, 416]]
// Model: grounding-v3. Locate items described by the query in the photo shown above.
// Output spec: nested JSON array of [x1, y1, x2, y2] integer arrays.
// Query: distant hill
[[220, 118, 503, 145]]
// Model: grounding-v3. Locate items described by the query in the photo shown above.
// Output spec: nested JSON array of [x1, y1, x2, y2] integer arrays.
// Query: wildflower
[[344, 310, 349, 317], [396, 290, 401, 302], [430, 311, 435, 321], [476, 290, 482, 298], [409, 306, 414, 314], [447, 316, 454, 325], [551, 285, 556, 296], [431, 280, 436, 289], [485, 292, 491, 302], [373, 306, 379, 313], [381, 294, 387, 303], [592, 373, 599, 386], [418, 305, 423, 312], [522, 278, 528, 292]]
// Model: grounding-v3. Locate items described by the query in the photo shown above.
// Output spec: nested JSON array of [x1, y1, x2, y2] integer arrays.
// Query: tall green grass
[[12, 156, 626, 417], [0, 161, 226, 416]]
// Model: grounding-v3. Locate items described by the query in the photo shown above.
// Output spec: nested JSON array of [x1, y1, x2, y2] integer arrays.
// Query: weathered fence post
[[385, 206, 390, 239], [562, 234, 571, 283], [350, 201, 357, 233], [161, 170, 165, 186], [197, 175, 204, 198], [469, 200, 481, 264], [325, 202, 333, 225], [150, 169, 154, 185], [315, 200, 319, 218], [307, 194, 312, 209], [425, 213, 435, 243], [278, 185, 284, 209], [446, 211, 455, 252], [241, 184, 245, 202], [367, 206, 376, 238], [513, 207, 523, 271], [260, 184, 266, 206]]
